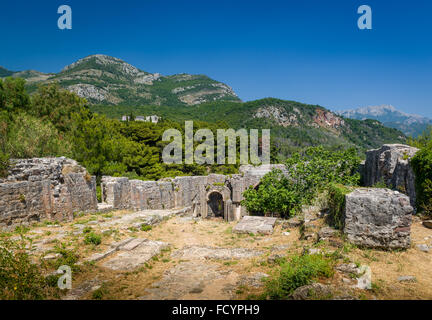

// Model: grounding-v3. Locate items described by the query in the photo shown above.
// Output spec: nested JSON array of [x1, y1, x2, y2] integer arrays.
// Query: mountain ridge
[[338, 105, 432, 137], [1, 54, 241, 106]]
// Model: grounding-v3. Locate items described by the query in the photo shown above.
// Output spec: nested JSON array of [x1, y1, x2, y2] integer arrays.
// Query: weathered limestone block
[[65, 173, 97, 213], [233, 216, 277, 235], [230, 175, 244, 203], [0, 180, 50, 228], [173, 176, 207, 208], [158, 181, 175, 210], [344, 188, 413, 249], [101, 176, 131, 209], [364, 144, 418, 206]]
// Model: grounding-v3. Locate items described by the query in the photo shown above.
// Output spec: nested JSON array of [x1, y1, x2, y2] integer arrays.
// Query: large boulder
[[364, 144, 418, 206], [344, 188, 413, 249]]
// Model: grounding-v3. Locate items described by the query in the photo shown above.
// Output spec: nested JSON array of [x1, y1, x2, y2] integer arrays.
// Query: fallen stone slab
[[140, 261, 229, 300], [171, 245, 263, 260], [291, 283, 332, 300], [237, 272, 269, 288], [85, 248, 117, 263], [283, 216, 302, 228], [318, 226, 339, 241], [416, 244, 429, 253], [355, 265, 372, 290], [62, 278, 102, 300], [398, 275, 416, 282], [232, 216, 277, 235], [336, 263, 359, 275], [102, 239, 169, 271]]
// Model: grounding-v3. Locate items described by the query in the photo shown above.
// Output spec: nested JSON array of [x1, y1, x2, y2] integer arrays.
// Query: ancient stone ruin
[[0, 144, 421, 252], [364, 144, 418, 206], [344, 188, 413, 249], [0, 157, 97, 229], [0, 157, 284, 229], [100, 164, 287, 221]]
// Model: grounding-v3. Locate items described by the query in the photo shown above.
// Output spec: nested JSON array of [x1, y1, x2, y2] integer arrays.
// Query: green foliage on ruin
[[241, 147, 361, 218], [410, 126, 432, 216], [326, 183, 352, 230]]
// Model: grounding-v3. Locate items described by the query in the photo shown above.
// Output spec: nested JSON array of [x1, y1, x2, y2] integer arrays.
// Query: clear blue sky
[[1, 0, 431, 116]]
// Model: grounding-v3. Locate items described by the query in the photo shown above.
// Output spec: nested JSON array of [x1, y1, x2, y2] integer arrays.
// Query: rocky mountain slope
[[0, 54, 240, 106], [338, 105, 432, 137], [92, 98, 407, 158]]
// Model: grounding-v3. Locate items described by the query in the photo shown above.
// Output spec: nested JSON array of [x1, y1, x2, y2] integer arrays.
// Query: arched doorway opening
[[207, 191, 224, 218]]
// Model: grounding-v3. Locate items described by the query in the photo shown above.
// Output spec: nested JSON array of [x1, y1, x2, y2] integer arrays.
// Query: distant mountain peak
[[338, 105, 432, 137], [3, 54, 240, 106]]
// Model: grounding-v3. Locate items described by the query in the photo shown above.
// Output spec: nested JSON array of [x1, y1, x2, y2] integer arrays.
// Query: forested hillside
[[91, 98, 407, 159]]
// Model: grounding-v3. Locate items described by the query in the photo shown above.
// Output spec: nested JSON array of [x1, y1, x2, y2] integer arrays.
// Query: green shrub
[[327, 184, 351, 229], [407, 126, 432, 215], [411, 143, 432, 216], [84, 232, 102, 246], [264, 253, 334, 299], [0, 150, 9, 177], [83, 226, 93, 234], [141, 224, 152, 232], [0, 237, 47, 299], [96, 185, 102, 202], [51, 244, 80, 272], [242, 147, 360, 218], [92, 286, 107, 300]]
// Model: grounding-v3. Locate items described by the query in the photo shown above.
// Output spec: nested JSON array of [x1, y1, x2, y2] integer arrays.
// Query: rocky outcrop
[[364, 144, 418, 206], [344, 188, 413, 249], [0, 157, 97, 229]]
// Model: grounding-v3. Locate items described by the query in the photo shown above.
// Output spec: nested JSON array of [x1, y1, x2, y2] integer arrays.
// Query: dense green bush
[[84, 232, 102, 245], [408, 126, 432, 215], [0, 236, 47, 299], [242, 169, 297, 217], [411, 144, 432, 216], [264, 253, 334, 299], [327, 184, 351, 229], [6, 113, 72, 159], [242, 146, 360, 218]]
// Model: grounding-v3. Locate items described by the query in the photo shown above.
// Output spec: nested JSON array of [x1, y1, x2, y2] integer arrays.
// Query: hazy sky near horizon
[[1, 0, 431, 116]]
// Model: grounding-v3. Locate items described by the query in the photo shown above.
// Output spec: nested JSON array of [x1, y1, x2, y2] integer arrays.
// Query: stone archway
[[207, 191, 224, 218]]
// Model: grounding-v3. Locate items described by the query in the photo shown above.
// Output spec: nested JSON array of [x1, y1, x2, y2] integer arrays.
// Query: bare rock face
[[364, 144, 418, 206], [344, 188, 413, 249]]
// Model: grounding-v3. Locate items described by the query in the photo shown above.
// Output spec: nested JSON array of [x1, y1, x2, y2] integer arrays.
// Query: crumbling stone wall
[[344, 188, 413, 249], [101, 164, 285, 221], [364, 144, 418, 206], [0, 157, 97, 229]]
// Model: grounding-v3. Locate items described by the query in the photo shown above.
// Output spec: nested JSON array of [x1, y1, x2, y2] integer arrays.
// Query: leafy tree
[[31, 82, 87, 132], [0, 78, 30, 114], [242, 146, 360, 218], [6, 113, 72, 159]]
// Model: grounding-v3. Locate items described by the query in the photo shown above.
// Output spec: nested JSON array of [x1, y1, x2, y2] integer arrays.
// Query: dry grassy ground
[[4, 209, 432, 300]]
